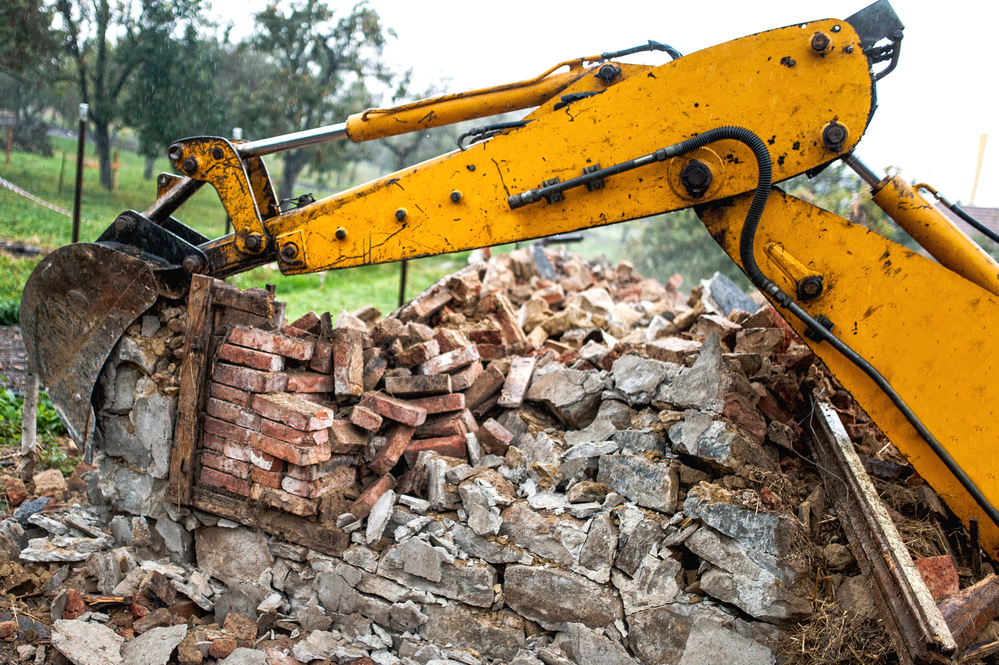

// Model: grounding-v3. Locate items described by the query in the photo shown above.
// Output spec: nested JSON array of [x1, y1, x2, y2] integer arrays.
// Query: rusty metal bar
[[809, 401, 956, 664]]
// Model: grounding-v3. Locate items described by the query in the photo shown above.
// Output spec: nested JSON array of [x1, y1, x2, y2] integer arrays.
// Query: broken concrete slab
[[683, 484, 797, 558], [52, 619, 125, 665], [195, 526, 274, 583], [419, 603, 526, 662], [526, 368, 610, 429], [121, 624, 188, 665], [597, 455, 678, 514], [677, 617, 775, 665], [503, 564, 624, 632]]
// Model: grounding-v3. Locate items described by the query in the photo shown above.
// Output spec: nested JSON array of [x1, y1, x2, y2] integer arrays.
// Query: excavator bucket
[[20, 243, 159, 462]]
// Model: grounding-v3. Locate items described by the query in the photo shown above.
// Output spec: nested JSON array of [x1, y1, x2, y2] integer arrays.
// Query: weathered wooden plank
[[939, 574, 999, 653], [191, 486, 349, 555], [168, 274, 215, 506]]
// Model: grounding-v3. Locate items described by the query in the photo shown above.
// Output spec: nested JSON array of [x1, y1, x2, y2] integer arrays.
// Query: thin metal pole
[[398, 260, 409, 307], [72, 104, 88, 243], [20, 372, 38, 481]]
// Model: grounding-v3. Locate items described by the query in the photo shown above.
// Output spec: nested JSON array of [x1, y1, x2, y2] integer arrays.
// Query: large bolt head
[[244, 234, 262, 251], [182, 157, 198, 174], [335, 227, 347, 241], [822, 122, 848, 151], [280, 243, 299, 261], [114, 215, 136, 233], [811, 33, 831, 52], [680, 160, 713, 199]]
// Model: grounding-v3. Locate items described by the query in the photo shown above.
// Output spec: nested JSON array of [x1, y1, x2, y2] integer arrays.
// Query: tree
[[239, 0, 391, 201], [0, 0, 61, 82], [123, 18, 232, 178], [56, 0, 206, 189]]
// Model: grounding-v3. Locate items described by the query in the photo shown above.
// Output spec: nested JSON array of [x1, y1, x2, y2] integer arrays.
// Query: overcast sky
[[216, 0, 999, 208]]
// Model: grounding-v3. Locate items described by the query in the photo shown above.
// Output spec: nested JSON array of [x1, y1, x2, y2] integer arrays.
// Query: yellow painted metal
[[871, 175, 999, 296], [699, 189, 999, 555], [267, 18, 874, 274], [168, 138, 267, 255], [764, 243, 823, 291], [344, 60, 649, 142]]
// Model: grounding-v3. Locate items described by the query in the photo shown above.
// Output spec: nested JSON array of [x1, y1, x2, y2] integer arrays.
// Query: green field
[[0, 137, 648, 321]]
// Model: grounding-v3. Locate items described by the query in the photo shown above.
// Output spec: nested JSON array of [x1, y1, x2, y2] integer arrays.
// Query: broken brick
[[478, 418, 514, 455], [218, 342, 285, 372], [463, 364, 505, 410], [212, 363, 288, 393], [363, 355, 388, 392], [203, 416, 254, 445], [228, 325, 314, 361], [253, 434, 332, 466], [200, 466, 250, 496], [415, 344, 480, 375], [328, 420, 370, 453], [358, 392, 428, 427], [349, 474, 398, 520], [479, 292, 529, 347], [308, 337, 334, 373], [332, 328, 364, 398], [206, 397, 261, 430], [253, 393, 335, 431], [223, 612, 257, 647], [498, 356, 537, 409], [201, 450, 250, 479], [469, 329, 504, 345], [287, 310, 321, 334], [407, 393, 466, 415], [210, 382, 253, 408], [914, 555, 960, 601], [475, 344, 507, 361], [285, 369, 335, 393], [396, 339, 440, 368], [384, 374, 452, 397], [415, 411, 470, 439], [260, 418, 329, 446], [434, 328, 470, 354], [450, 360, 483, 391], [400, 285, 453, 322], [250, 466, 283, 489], [368, 423, 415, 476], [282, 466, 355, 499], [287, 455, 358, 481], [350, 405, 383, 432], [404, 435, 467, 466], [202, 433, 283, 471]]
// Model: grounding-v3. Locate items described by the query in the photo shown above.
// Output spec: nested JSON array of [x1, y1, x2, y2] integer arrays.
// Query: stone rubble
[[5, 249, 962, 665]]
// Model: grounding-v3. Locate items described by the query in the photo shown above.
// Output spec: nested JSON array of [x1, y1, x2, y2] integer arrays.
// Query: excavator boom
[[22, 0, 999, 556]]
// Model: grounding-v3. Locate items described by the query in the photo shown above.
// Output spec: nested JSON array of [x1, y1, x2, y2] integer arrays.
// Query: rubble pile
[[6, 247, 967, 665]]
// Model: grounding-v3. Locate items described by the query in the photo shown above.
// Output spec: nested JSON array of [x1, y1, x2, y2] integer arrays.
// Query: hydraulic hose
[[712, 128, 999, 531]]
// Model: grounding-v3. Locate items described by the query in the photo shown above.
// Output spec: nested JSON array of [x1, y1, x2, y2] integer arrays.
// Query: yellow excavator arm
[[20, 0, 999, 554]]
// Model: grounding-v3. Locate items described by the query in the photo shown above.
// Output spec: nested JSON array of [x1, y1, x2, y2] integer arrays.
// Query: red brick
[[415, 411, 469, 439], [287, 454, 358, 481], [228, 325, 314, 361], [475, 343, 507, 361], [534, 284, 564, 308], [434, 328, 470, 354], [332, 328, 365, 398], [371, 317, 405, 345], [472, 393, 501, 418], [63, 589, 87, 619], [309, 338, 333, 373], [253, 393, 335, 431], [280, 325, 317, 340], [446, 271, 481, 304], [368, 423, 415, 476], [259, 418, 328, 446], [359, 392, 427, 427], [4, 478, 26, 507], [526, 326, 548, 350], [450, 361, 482, 391], [200, 467, 250, 496], [223, 612, 257, 647], [385, 374, 452, 397], [212, 363, 288, 393], [201, 450, 250, 479], [363, 355, 388, 391], [206, 397, 261, 430], [203, 416, 253, 445], [404, 435, 467, 466], [478, 419, 514, 455], [498, 356, 537, 409], [203, 433, 283, 471], [218, 342, 285, 372], [464, 364, 505, 410], [250, 466, 283, 489], [479, 292, 528, 346], [469, 329, 504, 345], [415, 344, 480, 375], [288, 311, 321, 334], [328, 420, 370, 453], [210, 382, 253, 408], [396, 339, 440, 368], [282, 466, 356, 499], [208, 638, 237, 659], [350, 405, 383, 432], [400, 285, 453, 322], [349, 474, 398, 520], [285, 369, 335, 393], [914, 556, 960, 601], [250, 484, 318, 516], [407, 392, 465, 415], [253, 434, 332, 466]]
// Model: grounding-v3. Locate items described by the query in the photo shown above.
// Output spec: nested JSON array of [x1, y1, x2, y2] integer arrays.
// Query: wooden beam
[[168, 275, 215, 506], [191, 487, 349, 556]]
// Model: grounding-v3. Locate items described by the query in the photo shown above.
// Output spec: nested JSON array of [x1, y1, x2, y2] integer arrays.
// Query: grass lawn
[[0, 136, 641, 319]]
